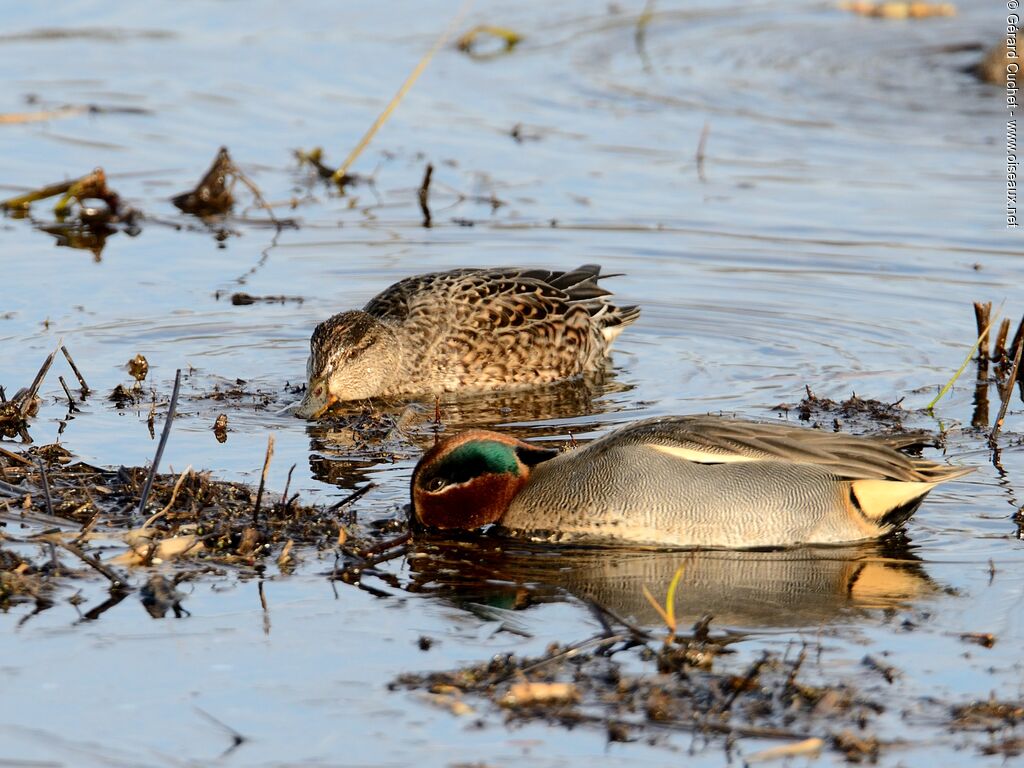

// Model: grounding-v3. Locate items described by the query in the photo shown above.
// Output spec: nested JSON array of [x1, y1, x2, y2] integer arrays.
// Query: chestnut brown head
[[411, 430, 557, 530]]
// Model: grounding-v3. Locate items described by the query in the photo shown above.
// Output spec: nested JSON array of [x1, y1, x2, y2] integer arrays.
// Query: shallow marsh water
[[1, 1, 1022, 765]]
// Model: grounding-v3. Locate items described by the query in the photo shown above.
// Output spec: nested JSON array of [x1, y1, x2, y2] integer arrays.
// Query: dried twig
[[718, 651, 769, 713], [974, 302, 992, 365], [58, 376, 79, 412], [326, 482, 376, 513], [193, 706, 247, 755], [418, 162, 433, 228], [142, 465, 193, 529], [137, 369, 182, 515], [0, 445, 32, 466], [54, 539, 129, 589], [990, 335, 1023, 447], [253, 434, 275, 524], [19, 345, 60, 418], [36, 459, 54, 517], [994, 318, 1011, 360], [280, 463, 296, 508], [60, 345, 90, 394]]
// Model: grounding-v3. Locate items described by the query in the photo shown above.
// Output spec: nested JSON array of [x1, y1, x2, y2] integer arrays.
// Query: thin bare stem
[[142, 465, 193, 529], [58, 376, 79, 412], [137, 369, 182, 515], [37, 459, 54, 517], [253, 434, 275, 524], [19, 344, 60, 418], [54, 539, 129, 589], [990, 336, 1023, 447], [61, 345, 90, 394]]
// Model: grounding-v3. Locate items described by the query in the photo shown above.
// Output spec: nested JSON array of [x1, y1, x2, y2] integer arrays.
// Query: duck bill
[[294, 388, 338, 420]]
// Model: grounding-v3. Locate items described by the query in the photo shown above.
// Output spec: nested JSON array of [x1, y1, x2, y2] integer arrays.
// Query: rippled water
[[1, 1, 1021, 765]]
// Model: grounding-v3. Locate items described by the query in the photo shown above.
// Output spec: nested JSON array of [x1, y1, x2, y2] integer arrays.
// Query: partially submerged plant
[[642, 563, 685, 641]]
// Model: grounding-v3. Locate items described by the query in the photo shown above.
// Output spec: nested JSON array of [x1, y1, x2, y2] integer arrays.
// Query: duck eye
[[427, 476, 447, 492], [314, 385, 323, 398]]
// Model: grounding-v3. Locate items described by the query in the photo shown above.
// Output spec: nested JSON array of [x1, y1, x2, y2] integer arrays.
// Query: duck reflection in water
[[304, 370, 632, 480], [403, 537, 936, 631]]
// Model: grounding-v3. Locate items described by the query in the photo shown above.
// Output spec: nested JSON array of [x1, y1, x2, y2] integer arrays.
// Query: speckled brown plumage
[[295, 265, 638, 417]]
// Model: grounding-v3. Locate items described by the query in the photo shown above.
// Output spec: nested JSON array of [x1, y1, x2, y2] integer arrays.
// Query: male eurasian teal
[[295, 265, 638, 418], [411, 416, 972, 548]]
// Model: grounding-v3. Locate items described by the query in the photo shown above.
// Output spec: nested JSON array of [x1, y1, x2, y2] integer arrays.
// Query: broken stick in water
[[990, 335, 1023, 447], [253, 434, 275, 525], [60, 345, 90, 395], [137, 369, 182, 515]]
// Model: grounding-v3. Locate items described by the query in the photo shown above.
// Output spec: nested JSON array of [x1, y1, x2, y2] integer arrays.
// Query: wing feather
[[595, 416, 972, 483]]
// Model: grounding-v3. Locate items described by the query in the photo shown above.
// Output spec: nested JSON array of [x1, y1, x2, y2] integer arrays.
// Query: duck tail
[[849, 462, 972, 530], [552, 264, 612, 300], [589, 302, 638, 343]]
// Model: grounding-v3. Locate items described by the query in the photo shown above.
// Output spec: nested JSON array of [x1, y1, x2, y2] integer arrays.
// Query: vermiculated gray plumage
[[499, 416, 972, 548]]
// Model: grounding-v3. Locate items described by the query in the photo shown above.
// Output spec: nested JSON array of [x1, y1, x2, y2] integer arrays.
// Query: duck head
[[411, 431, 558, 530], [295, 311, 401, 418]]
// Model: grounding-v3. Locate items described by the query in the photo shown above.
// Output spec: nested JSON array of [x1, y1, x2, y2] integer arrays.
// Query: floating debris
[[108, 383, 145, 408], [773, 385, 909, 432], [127, 353, 150, 383], [1, 167, 134, 222], [229, 292, 304, 306], [172, 147, 236, 216], [455, 25, 523, 58], [502, 681, 580, 708], [172, 147, 286, 227], [959, 632, 996, 648], [951, 697, 1024, 730], [0, 347, 60, 442], [213, 413, 229, 443]]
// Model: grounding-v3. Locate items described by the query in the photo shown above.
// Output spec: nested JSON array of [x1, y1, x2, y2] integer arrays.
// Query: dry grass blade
[[641, 564, 685, 637], [137, 369, 182, 515], [0, 105, 87, 124], [1, 179, 76, 211], [641, 584, 673, 630], [142, 465, 193, 529], [926, 309, 1000, 412], [332, 0, 475, 183]]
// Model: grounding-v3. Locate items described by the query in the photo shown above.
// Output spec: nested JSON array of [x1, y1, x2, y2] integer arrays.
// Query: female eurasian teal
[[295, 265, 638, 418], [411, 416, 972, 549]]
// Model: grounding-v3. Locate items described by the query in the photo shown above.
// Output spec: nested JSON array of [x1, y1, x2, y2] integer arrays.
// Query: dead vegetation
[[0, 439, 376, 608], [392, 617, 895, 760], [773, 385, 910, 433]]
